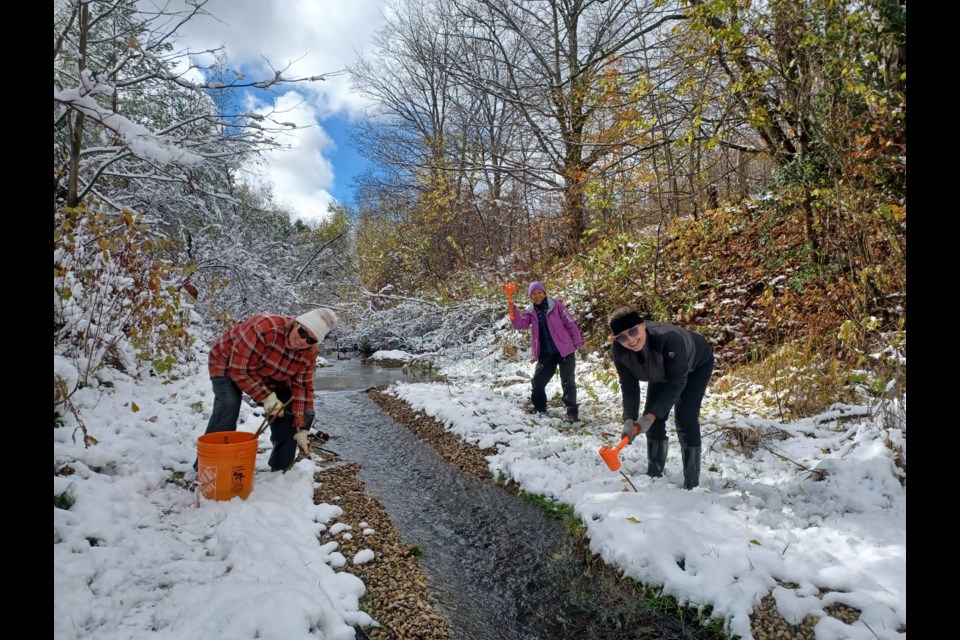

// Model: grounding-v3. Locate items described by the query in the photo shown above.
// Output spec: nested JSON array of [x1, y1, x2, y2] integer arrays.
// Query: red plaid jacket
[[208, 314, 317, 428]]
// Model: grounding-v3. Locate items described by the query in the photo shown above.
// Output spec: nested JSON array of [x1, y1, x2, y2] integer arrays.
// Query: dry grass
[[706, 424, 790, 457], [498, 335, 518, 359], [712, 343, 859, 420]]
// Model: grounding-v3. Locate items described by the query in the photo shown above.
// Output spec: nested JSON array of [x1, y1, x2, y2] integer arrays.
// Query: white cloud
[[177, 0, 385, 116], [240, 90, 339, 222], [174, 0, 387, 221]]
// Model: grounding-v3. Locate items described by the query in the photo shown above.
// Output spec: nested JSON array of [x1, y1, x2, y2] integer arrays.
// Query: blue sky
[[321, 113, 366, 208]]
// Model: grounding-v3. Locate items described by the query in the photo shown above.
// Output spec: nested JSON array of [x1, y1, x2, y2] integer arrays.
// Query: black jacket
[[611, 321, 713, 421]]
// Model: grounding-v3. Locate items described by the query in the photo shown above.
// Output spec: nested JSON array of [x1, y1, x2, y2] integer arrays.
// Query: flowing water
[[314, 357, 713, 640]]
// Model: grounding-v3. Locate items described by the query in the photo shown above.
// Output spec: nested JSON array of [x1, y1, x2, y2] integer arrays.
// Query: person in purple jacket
[[510, 281, 586, 422]]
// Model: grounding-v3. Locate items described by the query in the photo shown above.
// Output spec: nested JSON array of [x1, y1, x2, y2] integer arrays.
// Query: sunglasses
[[615, 326, 641, 344], [297, 325, 318, 345]]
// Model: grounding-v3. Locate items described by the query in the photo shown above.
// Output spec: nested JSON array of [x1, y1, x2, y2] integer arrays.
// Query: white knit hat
[[295, 308, 338, 343]]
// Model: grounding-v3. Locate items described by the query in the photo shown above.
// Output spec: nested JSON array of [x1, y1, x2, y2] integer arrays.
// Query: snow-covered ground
[[54, 307, 906, 640]]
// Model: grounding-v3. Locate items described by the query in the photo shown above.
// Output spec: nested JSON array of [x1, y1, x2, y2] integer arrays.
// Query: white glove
[[262, 392, 284, 419], [293, 430, 310, 456]]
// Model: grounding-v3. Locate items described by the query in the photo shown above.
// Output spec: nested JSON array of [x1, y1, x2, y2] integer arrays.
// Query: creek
[[313, 357, 713, 640]]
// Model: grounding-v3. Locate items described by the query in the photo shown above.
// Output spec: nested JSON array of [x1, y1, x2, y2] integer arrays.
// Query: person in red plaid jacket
[[195, 308, 338, 472]]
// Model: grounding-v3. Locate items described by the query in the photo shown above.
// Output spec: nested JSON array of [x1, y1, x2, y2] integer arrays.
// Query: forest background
[[54, 0, 906, 478]]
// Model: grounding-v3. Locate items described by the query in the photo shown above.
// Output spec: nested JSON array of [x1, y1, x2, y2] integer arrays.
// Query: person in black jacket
[[608, 306, 714, 489]]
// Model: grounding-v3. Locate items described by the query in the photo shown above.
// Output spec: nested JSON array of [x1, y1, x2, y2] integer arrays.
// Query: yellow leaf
[[131, 402, 140, 413], [749, 539, 761, 546], [626, 516, 642, 524]]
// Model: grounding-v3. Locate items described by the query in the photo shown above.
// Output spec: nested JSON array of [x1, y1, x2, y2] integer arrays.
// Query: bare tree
[[53, 0, 334, 216], [54, 0, 355, 331], [444, 0, 687, 252], [349, 0, 468, 284]]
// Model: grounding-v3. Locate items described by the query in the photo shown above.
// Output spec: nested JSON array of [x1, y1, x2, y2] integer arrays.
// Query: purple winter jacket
[[511, 296, 584, 360]]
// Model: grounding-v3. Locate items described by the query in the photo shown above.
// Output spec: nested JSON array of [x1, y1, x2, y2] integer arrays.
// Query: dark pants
[[531, 352, 578, 414], [644, 352, 714, 448], [196, 377, 297, 472]]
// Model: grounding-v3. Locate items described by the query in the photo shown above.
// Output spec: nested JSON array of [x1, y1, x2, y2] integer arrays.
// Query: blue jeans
[[196, 377, 297, 471]]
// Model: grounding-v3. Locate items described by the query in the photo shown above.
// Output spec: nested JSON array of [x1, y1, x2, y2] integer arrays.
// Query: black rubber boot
[[646, 439, 668, 478], [681, 446, 701, 490]]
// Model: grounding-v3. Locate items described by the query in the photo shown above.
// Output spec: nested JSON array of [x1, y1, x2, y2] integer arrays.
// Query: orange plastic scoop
[[599, 425, 638, 472], [502, 283, 517, 320]]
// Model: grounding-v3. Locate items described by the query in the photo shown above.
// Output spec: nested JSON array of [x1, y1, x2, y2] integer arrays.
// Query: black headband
[[610, 311, 644, 336]]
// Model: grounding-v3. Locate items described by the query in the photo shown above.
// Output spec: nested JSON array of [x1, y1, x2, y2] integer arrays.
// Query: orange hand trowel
[[502, 283, 517, 320], [599, 425, 639, 472]]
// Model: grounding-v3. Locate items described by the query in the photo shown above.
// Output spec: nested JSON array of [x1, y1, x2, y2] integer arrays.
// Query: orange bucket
[[196, 431, 259, 500]]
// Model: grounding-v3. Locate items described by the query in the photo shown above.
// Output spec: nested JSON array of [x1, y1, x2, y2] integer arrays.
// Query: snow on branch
[[55, 71, 203, 167], [360, 285, 442, 309]]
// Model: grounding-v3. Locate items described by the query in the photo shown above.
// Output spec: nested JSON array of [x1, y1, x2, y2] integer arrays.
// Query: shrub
[[713, 342, 861, 420], [54, 202, 195, 404]]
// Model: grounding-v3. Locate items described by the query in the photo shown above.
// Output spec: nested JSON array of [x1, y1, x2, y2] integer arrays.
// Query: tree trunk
[[66, 3, 89, 208], [563, 169, 587, 253]]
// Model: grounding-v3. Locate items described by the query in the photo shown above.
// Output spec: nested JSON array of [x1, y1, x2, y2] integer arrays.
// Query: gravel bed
[[312, 461, 452, 639]]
